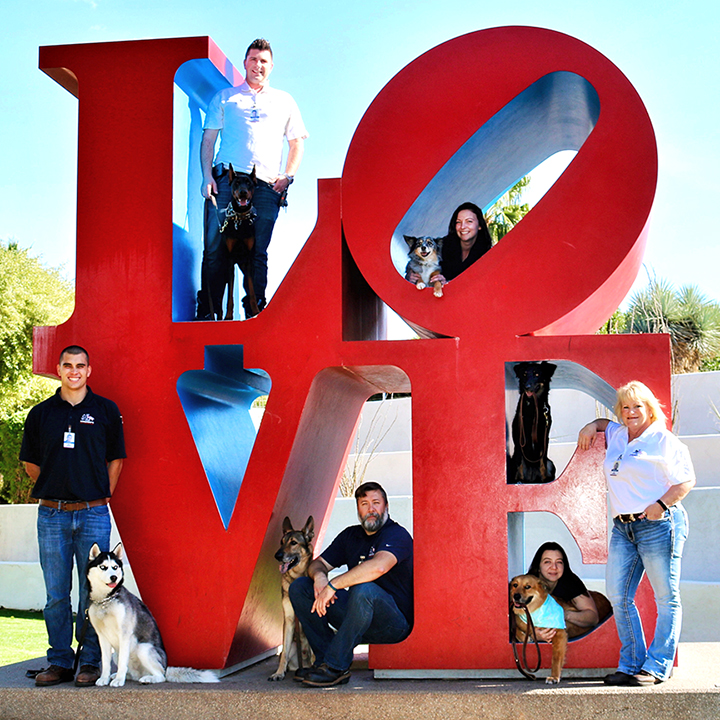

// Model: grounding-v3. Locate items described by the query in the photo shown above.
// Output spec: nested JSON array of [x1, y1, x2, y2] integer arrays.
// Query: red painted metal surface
[[33, 28, 666, 671]]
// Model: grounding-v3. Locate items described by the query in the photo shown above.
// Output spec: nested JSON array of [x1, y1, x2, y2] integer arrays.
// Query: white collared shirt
[[204, 82, 308, 183], [604, 420, 695, 516]]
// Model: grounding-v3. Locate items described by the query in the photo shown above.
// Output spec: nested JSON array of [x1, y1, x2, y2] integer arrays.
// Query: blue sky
[[2, 0, 718, 313]]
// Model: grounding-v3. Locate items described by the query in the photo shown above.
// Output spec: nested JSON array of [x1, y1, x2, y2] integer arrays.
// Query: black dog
[[217, 164, 259, 320], [508, 362, 557, 484]]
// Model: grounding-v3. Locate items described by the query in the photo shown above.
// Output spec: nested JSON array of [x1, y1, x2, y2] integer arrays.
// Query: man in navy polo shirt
[[289, 481, 413, 687], [20, 345, 125, 688]]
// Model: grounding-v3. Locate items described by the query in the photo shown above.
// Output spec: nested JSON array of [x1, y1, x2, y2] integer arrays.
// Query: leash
[[517, 393, 551, 466], [26, 609, 91, 678], [510, 603, 541, 680], [73, 609, 91, 673]]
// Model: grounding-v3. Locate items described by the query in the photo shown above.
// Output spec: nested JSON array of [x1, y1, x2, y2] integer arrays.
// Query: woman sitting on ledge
[[528, 541, 611, 641]]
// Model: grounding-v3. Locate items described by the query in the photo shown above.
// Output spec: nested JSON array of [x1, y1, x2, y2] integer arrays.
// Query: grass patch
[[0, 609, 47, 667]]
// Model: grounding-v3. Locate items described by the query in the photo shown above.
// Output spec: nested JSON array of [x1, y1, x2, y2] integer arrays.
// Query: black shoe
[[302, 663, 351, 687], [630, 670, 663, 686], [35, 665, 75, 686], [293, 664, 318, 682], [603, 671, 634, 686]]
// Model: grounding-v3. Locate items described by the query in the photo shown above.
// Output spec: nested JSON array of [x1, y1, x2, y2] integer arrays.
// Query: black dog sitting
[[217, 164, 259, 320], [508, 361, 557, 484]]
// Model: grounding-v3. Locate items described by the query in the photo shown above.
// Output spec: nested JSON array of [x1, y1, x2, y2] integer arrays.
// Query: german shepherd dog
[[509, 574, 569, 684], [86, 543, 218, 686], [508, 362, 557, 483], [404, 235, 444, 297], [219, 164, 259, 320], [269, 516, 315, 681]]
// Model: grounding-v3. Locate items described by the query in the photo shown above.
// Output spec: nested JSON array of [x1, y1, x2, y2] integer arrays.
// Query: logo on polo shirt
[[80, 414, 95, 424]]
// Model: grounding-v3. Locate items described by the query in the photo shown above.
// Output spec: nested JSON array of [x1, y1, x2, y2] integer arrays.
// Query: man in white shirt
[[196, 38, 308, 320]]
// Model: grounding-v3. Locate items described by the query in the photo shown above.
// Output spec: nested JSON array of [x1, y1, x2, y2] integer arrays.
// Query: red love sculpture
[[33, 28, 667, 672]]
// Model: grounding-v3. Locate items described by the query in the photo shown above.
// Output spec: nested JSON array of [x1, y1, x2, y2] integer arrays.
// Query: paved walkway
[[1, 643, 718, 720]]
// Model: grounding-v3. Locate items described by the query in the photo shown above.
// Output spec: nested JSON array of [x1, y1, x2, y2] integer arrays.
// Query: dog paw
[[433, 287, 443, 297], [416, 282, 426, 290], [95, 676, 110, 687], [109, 676, 127, 687], [268, 672, 285, 681], [545, 676, 561, 685]]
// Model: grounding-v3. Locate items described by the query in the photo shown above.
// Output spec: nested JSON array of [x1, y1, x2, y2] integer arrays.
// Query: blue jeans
[[37, 504, 112, 669], [198, 171, 282, 319], [606, 504, 688, 680], [289, 576, 411, 672]]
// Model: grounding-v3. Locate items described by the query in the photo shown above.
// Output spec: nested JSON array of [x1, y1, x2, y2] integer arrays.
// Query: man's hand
[[201, 176, 218, 201], [271, 175, 291, 194], [311, 582, 337, 617]]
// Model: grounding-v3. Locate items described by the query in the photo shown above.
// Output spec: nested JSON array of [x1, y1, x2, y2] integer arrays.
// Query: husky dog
[[269, 516, 315, 681], [86, 543, 219, 686], [404, 235, 444, 297]]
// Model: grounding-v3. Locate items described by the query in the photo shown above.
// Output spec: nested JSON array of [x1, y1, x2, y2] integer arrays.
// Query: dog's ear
[[228, 163, 235, 181], [403, 235, 417, 249], [303, 515, 315, 542], [282, 517, 293, 534], [89, 543, 101, 561], [250, 165, 256, 183], [435, 236, 443, 251], [112, 542, 124, 560], [514, 363, 526, 380], [542, 361, 557, 379]]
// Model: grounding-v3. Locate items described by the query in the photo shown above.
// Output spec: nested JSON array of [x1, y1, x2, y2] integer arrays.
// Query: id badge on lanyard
[[64, 425, 75, 449]]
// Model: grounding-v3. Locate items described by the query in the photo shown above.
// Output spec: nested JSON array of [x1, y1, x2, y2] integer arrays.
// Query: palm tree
[[624, 278, 720, 373], [486, 177, 530, 245]]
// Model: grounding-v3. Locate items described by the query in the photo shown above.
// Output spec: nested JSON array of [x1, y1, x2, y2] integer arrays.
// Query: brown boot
[[75, 665, 101, 686], [35, 665, 75, 686]]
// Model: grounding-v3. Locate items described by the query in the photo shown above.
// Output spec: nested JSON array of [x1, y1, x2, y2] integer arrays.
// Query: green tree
[[0, 241, 74, 503], [624, 278, 720, 374], [486, 176, 531, 245]]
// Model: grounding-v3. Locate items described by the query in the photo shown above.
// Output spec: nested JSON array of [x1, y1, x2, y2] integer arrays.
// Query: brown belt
[[39, 498, 109, 511], [615, 512, 645, 523]]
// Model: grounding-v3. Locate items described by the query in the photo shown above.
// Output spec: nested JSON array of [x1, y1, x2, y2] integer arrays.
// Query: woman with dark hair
[[527, 542, 600, 642], [439, 202, 493, 282], [405, 202, 493, 286]]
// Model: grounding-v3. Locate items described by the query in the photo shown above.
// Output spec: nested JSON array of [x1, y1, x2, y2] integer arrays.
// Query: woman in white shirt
[[578, 381, 695, 687]]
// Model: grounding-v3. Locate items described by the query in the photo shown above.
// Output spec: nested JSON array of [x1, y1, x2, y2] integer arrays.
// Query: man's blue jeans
[[37, 504, 112, 669], [606, 504, 688, 680], [289, 577, 411, 672]]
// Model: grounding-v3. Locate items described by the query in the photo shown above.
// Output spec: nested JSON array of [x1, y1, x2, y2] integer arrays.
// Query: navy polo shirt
[[20, 387, 126, 501], [321, 517, 414, 625]]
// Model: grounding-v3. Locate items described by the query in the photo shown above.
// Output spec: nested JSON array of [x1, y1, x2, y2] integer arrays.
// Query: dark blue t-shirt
[[321, 518, 414, 625], [20, 387, 126, 501]]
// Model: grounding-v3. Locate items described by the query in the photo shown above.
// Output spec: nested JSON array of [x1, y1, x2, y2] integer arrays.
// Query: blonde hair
[[613, 381, 666, 425]]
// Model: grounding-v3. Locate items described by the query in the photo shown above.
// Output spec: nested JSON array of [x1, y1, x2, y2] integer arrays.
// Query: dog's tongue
[[279, 562, 290, 574], [107, 582, 117, 588]]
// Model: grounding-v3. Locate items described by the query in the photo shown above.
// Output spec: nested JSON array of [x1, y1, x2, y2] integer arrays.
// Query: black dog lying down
[[217, 164, 259, 320], [508, 361, 557, 484]]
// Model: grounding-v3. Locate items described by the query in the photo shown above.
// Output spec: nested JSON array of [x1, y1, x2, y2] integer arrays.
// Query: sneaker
[[302, 662, 351, 687], [35, 665, 75, 687], [630, 670, 663, 686], [603, 671, 634, 686]]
